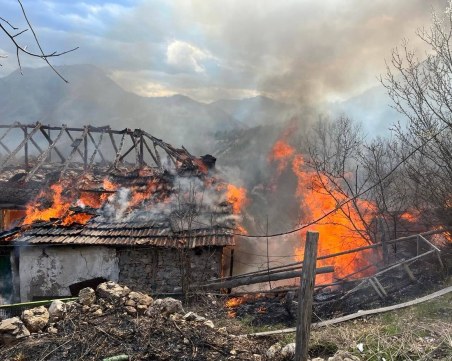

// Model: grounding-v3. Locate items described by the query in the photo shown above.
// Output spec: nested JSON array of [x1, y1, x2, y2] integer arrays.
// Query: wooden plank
[[195, 266, 333, 290], [372, 277, 388, 298], [368, 277, 385, 299], [403, 263, 416, 282], [295, 231, 319, 361]]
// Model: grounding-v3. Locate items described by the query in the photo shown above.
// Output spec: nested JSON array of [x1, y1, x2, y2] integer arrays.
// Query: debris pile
[[0, 282, 272, 361]]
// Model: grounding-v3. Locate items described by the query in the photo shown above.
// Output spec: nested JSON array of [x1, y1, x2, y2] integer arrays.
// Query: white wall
[[19, 246, 119, 301]]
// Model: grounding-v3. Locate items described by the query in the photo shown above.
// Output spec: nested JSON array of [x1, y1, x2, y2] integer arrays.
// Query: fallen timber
[[192, 265, 334, 290], [246, 285, 452, 337]]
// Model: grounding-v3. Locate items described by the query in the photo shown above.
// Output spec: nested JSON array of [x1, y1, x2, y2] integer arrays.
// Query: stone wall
[[118, 247, 223, 293], [18, 246, 119, 301]]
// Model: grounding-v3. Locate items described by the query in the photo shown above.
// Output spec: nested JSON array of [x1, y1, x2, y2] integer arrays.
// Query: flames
[[23, 178, 118, 227], [21, 169, 248, 230], [226, 184, 248, 215], [269, 138, 379, 284]]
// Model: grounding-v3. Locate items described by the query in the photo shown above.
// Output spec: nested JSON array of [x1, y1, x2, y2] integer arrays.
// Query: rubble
[[0, 282, 275, 360], [21, 306, 49, 333], [0, 317, 30, 345]]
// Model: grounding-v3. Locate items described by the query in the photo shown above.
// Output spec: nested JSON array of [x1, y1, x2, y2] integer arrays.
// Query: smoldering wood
[[39, 127, 65, 162]]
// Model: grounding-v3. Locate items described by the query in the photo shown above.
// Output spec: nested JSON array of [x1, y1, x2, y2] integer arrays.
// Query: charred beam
[[0, 122, 42, 170], [39, 127, 65, 162], [24, 125, 67, 182]]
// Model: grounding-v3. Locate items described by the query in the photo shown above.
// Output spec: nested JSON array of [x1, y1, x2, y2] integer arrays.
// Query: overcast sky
[[0, 0, 447, 104]]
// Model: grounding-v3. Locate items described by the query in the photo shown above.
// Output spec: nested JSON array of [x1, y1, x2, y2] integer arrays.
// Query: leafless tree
[[305, 115, 376, 243], [382, 0, 452, 228], [0, 0, 78, 82]]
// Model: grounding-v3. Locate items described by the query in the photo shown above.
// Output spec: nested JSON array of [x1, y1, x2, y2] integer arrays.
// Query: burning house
[[0, 123, 245, 303]]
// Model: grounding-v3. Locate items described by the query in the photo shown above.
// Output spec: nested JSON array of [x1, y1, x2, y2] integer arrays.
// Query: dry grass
[[305, 291, 452, 360]]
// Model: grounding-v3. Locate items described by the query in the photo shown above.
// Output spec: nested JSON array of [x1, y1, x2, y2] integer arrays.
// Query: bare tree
[[305, 115, 376, 243], [0, 0, 78, 82], [382, 0, 452, 228]]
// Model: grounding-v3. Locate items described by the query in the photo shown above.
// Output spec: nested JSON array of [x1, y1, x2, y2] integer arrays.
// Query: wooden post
[[227, 249, 234, 294], [295, 231, 319, 361]]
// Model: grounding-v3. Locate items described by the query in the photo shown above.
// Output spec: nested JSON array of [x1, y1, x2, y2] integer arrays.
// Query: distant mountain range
[[0, 65, 298, 154]]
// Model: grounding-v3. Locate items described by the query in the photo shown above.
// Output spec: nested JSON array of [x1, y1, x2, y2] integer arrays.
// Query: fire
[[268, 140, 295, 173], [226, 184, 248, 215], [269, 139, 379, 284], [23, 183, 68, 225], [23, 177, 119, 227]]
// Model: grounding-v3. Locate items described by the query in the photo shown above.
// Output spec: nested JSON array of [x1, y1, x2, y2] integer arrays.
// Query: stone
[[124, 306, 137, 315], [82, 305, 90, 313], [312, 358, 326, 361], [78, 287, 96, 306], [97, 281, 128, 301], [47, 325, 58, 334], [22, 306, 49, 333], [183, 311, 206, 322], [136, 304, 148, 314], [252, 355, 262, 361], [125, 299, 136, 307], [152, 297, 184, 316], [48, 300, 66, 321], [266, 343, 282, 358], [92, 309, 103, 317], [128, 291, 153, 306], [281, 343, 296, 358], [0, 317, 30, 345], [328, 351, 361, 361], [203, 320, 215, 329]]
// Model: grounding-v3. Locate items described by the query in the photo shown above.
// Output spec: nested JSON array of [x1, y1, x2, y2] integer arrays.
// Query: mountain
[[326, 85, 405, 138], [211, 95, 296, 127], [0, 65, 242, 154]]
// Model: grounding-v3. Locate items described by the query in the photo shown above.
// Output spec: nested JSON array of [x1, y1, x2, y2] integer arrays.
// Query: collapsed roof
[[0, 123, 243, 248]]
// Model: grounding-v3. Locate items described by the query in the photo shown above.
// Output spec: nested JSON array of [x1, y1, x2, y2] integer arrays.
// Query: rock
[[266, 343, 282, 358], [203, 320, 215, 329], [92, 309, 103, 317], [128, 291, 153, 306], [312, 358, 326, 361], [136, 304, 148, 314], [22, 306, 49, 333], [328, 350, 361, 361], [0, 317, 30, 345], [281, 342, 296, 358], [252, 355, 262, 361], [82, 305, 90, 313], [47, 325, 58, 334], [79, 287, 96, 306], [183, 311, 206, 322], [152, 297, 184, 316], [125, 299, 136, 307], [124, 306, 137, 315], [48, 300, 66, 321], [97, 282, 129, 301]]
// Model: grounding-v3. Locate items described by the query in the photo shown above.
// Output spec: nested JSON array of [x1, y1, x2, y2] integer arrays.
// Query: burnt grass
[[0, 303, 281, 361]]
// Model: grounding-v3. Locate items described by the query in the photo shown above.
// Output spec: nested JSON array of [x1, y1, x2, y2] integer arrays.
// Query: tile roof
[[5, 222, 234, 248]]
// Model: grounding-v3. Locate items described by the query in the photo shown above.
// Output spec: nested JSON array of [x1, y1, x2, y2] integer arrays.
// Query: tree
[[0, 0, 77, 82], [382, 0, 452, 228]]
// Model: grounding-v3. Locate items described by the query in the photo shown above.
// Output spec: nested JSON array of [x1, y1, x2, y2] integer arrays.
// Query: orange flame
[[226, 184, 248, 215], [268, 139, 379, 284], [268, 140, 296, 173]]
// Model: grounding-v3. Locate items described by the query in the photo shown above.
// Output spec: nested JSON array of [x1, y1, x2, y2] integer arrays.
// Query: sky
[[0, 0, 448, 104]]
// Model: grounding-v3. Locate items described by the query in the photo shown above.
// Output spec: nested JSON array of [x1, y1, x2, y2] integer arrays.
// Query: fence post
[[295, 231, 319, 361]]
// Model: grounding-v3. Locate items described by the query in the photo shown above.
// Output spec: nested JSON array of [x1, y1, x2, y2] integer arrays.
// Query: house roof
[[3, 222, 234, 248]]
